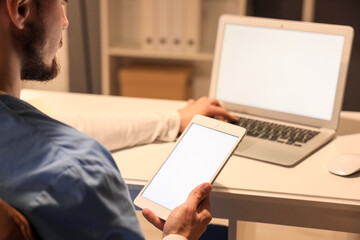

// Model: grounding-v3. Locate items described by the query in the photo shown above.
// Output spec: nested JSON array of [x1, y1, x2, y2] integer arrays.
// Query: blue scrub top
[[0, 95, 144, 240]]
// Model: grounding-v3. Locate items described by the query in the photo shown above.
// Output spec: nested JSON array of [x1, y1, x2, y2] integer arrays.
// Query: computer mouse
[[328, 153, 360, 176]]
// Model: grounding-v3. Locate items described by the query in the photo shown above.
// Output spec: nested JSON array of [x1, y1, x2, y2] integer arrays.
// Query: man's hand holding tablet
[[135, 115, 246, 239], [143, 182, 213, 240]]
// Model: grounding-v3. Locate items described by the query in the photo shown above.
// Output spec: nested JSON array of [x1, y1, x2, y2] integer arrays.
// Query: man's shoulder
[[0, 94, 118, 172], [0, 94, 120, 208], [0, 95, 112, 158]]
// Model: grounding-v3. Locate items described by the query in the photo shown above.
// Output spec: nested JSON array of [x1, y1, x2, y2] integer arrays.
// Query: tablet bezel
[[134, 115, 246, 220]]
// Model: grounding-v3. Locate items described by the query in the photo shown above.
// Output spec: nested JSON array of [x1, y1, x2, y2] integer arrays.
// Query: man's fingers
[[142, 208, 165, 231], [208, 98, 221, 107], [208, 105, 238, 122], [186, 183, 212, 210], [197, 195, 212, 224], [197, 194, 211, 214]]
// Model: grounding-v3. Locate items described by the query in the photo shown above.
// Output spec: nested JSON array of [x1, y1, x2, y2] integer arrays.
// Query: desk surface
[[21, 89, 360, 233], [114, 134, 360, 204]]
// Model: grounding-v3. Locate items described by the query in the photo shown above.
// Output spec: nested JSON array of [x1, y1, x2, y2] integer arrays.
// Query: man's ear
[[6, 0, 32, 30]]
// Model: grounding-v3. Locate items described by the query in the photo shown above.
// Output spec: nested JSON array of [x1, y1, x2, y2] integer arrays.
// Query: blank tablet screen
[[141, 123, 239, 210]]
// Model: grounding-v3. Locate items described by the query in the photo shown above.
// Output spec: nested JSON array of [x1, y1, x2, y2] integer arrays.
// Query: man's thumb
[[187, 183, 212, 208]]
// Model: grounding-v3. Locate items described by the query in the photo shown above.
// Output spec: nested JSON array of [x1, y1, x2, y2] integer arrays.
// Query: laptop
[[209, 15, 354, 166]]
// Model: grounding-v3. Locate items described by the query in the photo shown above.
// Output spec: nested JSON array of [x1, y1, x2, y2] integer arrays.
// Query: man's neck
[[0, 40, 22, 98], [0, 82, 21, 98], [0, 67, 22, 98]]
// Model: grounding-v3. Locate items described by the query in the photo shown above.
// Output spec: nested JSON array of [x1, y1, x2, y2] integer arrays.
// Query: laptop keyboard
[[234, 117, 319, 147]]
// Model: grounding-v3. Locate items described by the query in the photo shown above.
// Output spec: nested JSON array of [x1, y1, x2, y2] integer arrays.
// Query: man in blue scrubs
[[0, 0, 238, 239]]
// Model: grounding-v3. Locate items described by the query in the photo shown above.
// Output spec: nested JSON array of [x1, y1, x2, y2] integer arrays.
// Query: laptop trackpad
[[236, 136, 257, 151], [233, 136, 306, 166]]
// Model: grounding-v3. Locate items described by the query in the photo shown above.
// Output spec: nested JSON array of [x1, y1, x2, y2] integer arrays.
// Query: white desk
[[21, 89, 360, 240]]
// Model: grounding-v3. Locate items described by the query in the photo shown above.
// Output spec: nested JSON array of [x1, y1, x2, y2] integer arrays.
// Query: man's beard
[[12, 18, 60, 81]]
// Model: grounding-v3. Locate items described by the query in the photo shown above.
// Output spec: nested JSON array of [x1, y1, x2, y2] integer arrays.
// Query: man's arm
[[53, 110, 181, 151], [142, 183, 213, 240], [50, 96, 237, 151]]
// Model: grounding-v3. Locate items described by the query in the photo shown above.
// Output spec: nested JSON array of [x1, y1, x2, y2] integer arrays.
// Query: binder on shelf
[[118, 63, 193, 100], [141, 0, 156, 51], [169, 0, 185, 52], [155, 0, 170, 51], [184, 0, 201, 53], [141, 0, 201, 54]]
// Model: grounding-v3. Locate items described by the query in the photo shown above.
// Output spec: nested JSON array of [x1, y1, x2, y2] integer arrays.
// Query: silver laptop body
[[209, 15, 354, 166]]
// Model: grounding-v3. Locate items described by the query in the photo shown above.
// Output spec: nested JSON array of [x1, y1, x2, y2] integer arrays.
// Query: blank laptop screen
[[215, 24, 345, 121]]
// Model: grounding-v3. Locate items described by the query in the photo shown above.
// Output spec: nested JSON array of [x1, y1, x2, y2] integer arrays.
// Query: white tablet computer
[[134, 115, 246, 220]]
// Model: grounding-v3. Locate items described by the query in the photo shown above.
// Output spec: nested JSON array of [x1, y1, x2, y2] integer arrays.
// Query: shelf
[[109, 47, 214, 62], [100, 0, 245, 95]]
